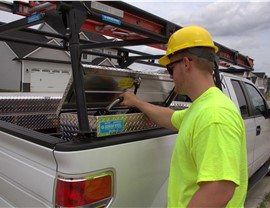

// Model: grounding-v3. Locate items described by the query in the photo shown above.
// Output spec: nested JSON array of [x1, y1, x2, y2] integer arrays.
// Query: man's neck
[[187, 75, 216, 101]]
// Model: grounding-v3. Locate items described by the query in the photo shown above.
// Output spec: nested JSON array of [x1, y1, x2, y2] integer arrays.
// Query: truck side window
[[231, 80, 249, 118], [174, 94, 192, 102], [244, 83, 266, 116]]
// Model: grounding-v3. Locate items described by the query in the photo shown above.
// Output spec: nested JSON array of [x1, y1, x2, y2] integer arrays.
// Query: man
[[120, 26, 248, 207]]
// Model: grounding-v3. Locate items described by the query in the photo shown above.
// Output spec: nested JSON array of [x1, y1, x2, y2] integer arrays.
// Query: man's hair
[[175, 47, 215, 75]]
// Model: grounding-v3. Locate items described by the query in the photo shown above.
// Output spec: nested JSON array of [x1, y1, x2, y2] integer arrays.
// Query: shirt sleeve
[[171, 109, 188, 130], [193, 122, 242, 186]]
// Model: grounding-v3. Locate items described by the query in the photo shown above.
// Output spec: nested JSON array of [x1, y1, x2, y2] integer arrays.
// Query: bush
[[265, 92, 270, 101]]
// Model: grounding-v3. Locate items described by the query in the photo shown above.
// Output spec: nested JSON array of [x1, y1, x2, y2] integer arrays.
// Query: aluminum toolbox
[[60, 111, 159, 139], [0, 93, 61, 130], [58, 64, 175, 139]]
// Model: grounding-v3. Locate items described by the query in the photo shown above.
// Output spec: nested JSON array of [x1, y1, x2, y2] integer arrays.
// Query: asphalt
[[245, 175, 270, 207]]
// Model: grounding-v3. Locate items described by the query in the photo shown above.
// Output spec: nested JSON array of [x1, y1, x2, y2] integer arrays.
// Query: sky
[[0, 1, 270, 75], [126, 1, 270, 75]]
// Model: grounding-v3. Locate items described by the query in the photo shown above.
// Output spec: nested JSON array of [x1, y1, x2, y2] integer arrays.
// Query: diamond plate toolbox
[[60, 112, 159, 140], [0, 93, 61, 130]]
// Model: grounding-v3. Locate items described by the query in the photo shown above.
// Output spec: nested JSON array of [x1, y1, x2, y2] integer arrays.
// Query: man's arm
[[187, 181, 236, 207], [120, 92, 176, 130]]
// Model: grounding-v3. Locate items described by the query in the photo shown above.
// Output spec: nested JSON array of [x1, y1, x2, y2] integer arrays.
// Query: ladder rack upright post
[[60, 3, 92, 139]]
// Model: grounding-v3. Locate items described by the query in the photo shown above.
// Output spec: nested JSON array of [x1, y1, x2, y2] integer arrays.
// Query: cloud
[[128, 1, 270, 75], [186, 2, 270, 36]]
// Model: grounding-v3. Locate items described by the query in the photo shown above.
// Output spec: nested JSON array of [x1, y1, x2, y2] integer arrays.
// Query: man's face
[[167, 54, 187, 94]]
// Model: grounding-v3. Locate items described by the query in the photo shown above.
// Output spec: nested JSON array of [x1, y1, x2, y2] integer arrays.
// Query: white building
[[0, 13, 117, 92]]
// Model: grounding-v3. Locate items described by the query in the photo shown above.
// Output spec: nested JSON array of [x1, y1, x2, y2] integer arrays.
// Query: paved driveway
[[245, 175, 270, 207]]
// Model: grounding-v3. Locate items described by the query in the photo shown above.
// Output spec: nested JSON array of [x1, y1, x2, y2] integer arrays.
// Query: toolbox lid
[[57, 64, 174, 114]]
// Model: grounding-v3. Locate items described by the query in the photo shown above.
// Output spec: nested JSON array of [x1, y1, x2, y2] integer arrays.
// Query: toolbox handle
[[106, 97, 124, 111], [94, 97, 124, 116]]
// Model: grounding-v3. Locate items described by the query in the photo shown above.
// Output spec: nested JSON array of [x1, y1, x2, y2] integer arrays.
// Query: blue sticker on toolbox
[[99, 120, 124, 135]]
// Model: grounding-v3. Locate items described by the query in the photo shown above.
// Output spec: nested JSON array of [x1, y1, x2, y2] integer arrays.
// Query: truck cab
[[220, 72, 270, 179]]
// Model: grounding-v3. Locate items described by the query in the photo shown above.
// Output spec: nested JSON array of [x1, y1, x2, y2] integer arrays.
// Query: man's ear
[[183, 57, 191, 68]]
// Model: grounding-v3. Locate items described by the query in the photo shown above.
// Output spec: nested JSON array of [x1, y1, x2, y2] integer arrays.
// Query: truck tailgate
[[0, 121, 61, 207], [54, 131, 176, 207]]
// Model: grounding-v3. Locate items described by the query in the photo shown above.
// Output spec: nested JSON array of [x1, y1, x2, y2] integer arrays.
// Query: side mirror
[[267, 109, 270, 119], [262, 109, 270, 119]]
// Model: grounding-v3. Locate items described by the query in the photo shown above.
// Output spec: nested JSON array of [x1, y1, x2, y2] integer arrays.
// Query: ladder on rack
[[0, 1, 254, 69], [0, 1, 255, 138]]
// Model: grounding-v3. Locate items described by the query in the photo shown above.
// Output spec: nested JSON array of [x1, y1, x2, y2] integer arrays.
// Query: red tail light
[[55, 171, 113, 207]]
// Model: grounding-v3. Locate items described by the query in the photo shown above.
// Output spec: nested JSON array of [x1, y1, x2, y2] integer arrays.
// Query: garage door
[[31, 69, 71, 92]]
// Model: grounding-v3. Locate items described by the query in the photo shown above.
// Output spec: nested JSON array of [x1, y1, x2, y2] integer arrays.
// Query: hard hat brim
[[159, 45, 219, 66], [159, 55, 170, 66]]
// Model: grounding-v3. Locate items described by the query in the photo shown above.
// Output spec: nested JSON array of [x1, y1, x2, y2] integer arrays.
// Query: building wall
[[19, 41, 72, 92], [0, 42, 21, 92], [1, 23, 124, 93], [23, 60, 71, 92]]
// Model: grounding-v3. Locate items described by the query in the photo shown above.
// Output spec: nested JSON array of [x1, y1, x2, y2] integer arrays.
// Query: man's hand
[[119, 91, 142, 108], [120, 92, 176, 130]]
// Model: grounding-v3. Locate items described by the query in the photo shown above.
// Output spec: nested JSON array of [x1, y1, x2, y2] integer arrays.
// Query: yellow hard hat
[[159, 25, 219, 66]]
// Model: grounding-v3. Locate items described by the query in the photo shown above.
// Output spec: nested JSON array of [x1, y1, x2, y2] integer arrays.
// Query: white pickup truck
[[0, 1, 270, 207], [1, 66, 270, 207]]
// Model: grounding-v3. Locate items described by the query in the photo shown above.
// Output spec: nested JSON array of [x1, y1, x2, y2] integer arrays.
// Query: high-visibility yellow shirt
[[169, 87, 248, 207]]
